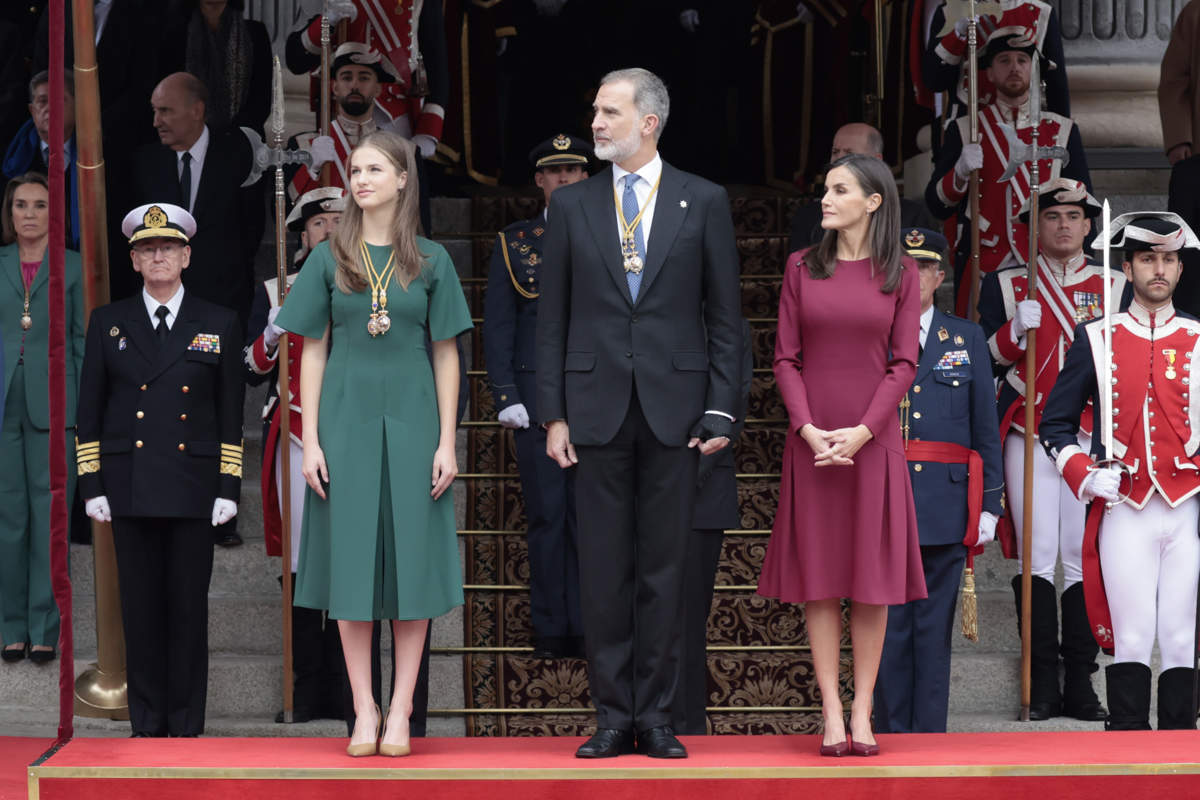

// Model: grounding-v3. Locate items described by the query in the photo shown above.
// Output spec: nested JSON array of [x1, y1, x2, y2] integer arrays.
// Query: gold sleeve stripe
[[219, 462, 243, 478], [76, 448, 100, 459]]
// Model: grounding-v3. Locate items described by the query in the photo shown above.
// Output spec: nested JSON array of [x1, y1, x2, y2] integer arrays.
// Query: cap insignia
[[552, 134, 570, 151], [905, 229, 925, 247], [144, 206, 168, 229]]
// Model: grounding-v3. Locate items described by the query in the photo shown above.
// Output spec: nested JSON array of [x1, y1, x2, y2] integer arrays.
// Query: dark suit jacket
[[130, 127, 264, 327], [76, 292, 245, 518], [906, 309, 1004, 546], [694, 318, 753, 529], [536, 161, 742, 447]]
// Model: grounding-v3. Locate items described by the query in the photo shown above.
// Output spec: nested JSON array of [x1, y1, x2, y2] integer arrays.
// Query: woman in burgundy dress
[[758, 155, 925, 756]]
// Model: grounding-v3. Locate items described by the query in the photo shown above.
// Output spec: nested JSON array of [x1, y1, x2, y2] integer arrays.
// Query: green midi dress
[[274, 239, 473, 621]]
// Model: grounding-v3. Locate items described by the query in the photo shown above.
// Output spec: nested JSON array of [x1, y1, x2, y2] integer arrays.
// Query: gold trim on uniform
[[499, 231, 538, 300], [76, 438, 101, 476], [219, 441, 244, 478], [219, 462, 243, 478]]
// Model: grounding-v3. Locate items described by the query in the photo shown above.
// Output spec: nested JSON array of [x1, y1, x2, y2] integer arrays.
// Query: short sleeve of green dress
[[275, 238, 474, 621]]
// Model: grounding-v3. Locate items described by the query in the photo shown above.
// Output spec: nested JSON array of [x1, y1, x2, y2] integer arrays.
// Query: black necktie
[[180, 152, 193, 210], [155, 305, 171, 343]]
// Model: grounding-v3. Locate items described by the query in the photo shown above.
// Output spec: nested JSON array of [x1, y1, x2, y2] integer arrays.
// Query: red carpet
[[2, 738, 54, 800], [26, 732, 1200, 799]]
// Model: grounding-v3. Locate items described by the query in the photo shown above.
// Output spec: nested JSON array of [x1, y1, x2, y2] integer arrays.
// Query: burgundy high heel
[[848, 736, 880, 756], [820, 737, 851, 757]]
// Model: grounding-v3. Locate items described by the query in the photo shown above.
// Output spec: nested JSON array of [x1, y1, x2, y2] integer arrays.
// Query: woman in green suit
[[276, 131, 473, 757], [0, 172, 85, 664]]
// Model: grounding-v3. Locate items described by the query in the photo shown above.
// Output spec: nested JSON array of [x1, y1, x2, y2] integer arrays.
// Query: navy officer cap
[[902, 228, 948, 264], [528, 133, 592, 170]]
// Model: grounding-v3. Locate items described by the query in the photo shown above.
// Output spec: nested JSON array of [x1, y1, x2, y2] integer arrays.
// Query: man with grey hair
[[787, 122, 937, 253], [537, 67, 743, 759]]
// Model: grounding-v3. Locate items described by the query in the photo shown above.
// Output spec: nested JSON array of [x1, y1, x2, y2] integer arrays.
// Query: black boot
[[1013, 575, 1062, 719], [1104, 662, 1152, 731], [1059, 583, 1107, 721], [1157, 667, 1198, 730]]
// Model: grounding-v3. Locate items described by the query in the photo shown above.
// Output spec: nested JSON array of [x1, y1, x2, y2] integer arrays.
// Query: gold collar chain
[[361, 241, 396, 337], [613, 171, 661, 274]]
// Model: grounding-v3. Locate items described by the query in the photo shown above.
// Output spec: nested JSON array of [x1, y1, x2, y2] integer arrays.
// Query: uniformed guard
[[77, 202, 245, 737], [925, 15, 1091, 313], [245, 187, 345, 724], [874, 228, 1005, 733], [978, 179, 1126, 721], [482, 133, 589, 659], [1041, 212, 1200, 731]]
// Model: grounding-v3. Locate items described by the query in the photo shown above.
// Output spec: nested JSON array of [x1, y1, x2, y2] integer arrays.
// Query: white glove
[[1081, 467, 1123, 503], [264, 306, 286, 349], [85, 496, 111, 523], [212, 499, 238, 527], [498, 403, 530, 430], [1011, 300, 1042, 338], [680, 9, 700, 31], [412, 134, 437, 159], [796, 2, 814, 23], [976, 511, 997, 546], [953, 16, 976, 39], [324, 0, 358, 27], [954, 142, 984, 180], [308, 135, 337, 172]]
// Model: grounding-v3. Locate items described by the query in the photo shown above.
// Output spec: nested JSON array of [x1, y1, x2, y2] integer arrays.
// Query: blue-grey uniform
[[875, 229, 1005, 733], [482, 133, 591, 657]]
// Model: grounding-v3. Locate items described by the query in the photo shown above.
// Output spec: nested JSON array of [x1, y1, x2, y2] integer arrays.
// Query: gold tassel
[[960, 567, 979, 641]]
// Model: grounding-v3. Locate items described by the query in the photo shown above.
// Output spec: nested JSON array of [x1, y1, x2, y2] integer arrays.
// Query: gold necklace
[[361, 241, 396, 337], [613, 172, 661, 274]]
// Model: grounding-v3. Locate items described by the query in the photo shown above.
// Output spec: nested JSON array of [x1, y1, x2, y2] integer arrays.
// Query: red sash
[[904, 440, 985, 552], [1080, 500, 1114, 653]]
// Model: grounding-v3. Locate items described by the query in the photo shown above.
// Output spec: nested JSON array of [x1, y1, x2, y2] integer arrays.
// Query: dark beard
[[339, 93, 371, 117]]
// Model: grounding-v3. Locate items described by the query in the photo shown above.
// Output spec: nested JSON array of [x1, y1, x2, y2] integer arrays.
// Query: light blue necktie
[[622, 174, 646, 301]]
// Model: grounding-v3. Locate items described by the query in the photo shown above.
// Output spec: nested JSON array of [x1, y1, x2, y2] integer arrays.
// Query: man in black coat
[[537, 68, 743, 759], [131, 71, 264, 332], [77, 202, 245, 737]]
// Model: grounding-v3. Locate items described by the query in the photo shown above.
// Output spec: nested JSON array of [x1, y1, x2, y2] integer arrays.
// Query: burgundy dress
[[758, 252, 927, 605]]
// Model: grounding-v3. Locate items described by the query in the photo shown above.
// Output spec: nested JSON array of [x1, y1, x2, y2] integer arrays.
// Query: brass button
[[178, 443, 186, 452], [136, 411, 144, 419], [952, 380, 960, 387], [500, 394, 507, 401], [913, 463, 923, 472], [135, 440, 144, 448], [140, 384, 147, 391], [181, 385, 190, 393], [913, 385, 921, 393], [913, 411, 922, 419], [180, 413, 188, 421]]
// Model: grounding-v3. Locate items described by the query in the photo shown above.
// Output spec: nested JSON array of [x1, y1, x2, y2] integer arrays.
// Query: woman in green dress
[[275, 131, 472, 757]]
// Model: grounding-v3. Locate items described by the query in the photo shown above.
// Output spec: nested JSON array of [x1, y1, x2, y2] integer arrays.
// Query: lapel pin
[[109, 326, 120, 337], [937, 327, 949, 342], [680, 200, 688, 208], [954, 334, 964, 345], [118, 336, 127, 351]]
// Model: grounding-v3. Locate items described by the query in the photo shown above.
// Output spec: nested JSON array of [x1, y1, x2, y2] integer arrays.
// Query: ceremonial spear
[[966, 0, 982, 322], [242, 58, 314, 722]]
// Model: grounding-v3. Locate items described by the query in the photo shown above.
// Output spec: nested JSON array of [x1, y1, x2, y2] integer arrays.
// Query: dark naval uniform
[[875, 231, 1005, 733], [483, 210, 582, 655], [77, 206, 245, 737]]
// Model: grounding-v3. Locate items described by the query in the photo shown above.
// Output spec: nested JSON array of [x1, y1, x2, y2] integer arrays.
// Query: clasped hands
[[799, 423, 873, 467]]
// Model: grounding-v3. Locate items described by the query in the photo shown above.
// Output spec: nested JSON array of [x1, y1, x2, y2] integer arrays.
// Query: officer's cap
[[1018, 178, 1101, 223], [332, 42, 401, 84], [902, 228, 948, 265], [1095, 212, 1200, 253], [122, 203, 195, 245], [528, 133, 592, 170], [286, 187, 346, 232]]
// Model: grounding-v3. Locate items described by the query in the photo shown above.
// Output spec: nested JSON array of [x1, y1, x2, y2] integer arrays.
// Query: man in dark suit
[[130, 71, 263, 330], [77, 202, 245, 737], [484, 132, 590, 660], [873, 228, 1004, 733], [537, 68, 743, 759]]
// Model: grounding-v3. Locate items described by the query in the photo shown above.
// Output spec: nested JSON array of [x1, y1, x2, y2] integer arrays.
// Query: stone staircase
[[1, 188, 1162, 739]]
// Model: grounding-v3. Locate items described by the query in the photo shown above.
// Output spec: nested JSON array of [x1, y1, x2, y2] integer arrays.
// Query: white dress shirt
[[918, 305, 934, 351], [177, 125, 210, 213], [611, 153, 663, 246], [143, 285, 185, 331]]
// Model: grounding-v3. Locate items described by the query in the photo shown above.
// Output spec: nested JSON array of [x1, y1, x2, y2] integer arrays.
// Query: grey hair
[[600, 68, 670, 139]]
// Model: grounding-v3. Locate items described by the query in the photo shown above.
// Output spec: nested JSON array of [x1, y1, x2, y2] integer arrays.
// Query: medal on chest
[[361, 241, 396, 337], [614, 174, 661, 275], [1164, 349, 1179, 380]]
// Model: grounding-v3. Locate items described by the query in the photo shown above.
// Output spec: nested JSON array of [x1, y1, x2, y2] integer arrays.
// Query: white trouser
[[274, 437, 305, 574], [1101, 493, 1200, 669], [1005, 432, 1089, 586]]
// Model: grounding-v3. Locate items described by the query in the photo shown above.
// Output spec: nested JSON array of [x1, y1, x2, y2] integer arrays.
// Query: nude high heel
[[346, 704, 381, 757], [379, 707, 411, 757]]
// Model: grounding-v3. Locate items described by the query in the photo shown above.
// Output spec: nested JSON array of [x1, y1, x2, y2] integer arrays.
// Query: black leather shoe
[[575, 728, 635, 758], [130, 732, 154, 738], [1028, 701, 1059, 721], [636, 726, 687, 758], [29, 647, 56, 665], [1, 644, 27, 663], [215, 530, 243, 548], [275, 708, 315, 724]]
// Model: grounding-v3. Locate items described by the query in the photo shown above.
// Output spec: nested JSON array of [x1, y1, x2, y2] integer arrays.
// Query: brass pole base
[[74, 663, 129, 720]]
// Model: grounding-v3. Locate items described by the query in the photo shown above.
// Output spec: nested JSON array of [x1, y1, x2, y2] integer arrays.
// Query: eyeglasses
[[132, 243, 183, 257]]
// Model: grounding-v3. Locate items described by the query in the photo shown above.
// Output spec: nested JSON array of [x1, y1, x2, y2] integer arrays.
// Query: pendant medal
[[367, 315, 380, 337], [621, 235, 643, 274], [20, 313, 32, 331], [376, 310, 392, 334]]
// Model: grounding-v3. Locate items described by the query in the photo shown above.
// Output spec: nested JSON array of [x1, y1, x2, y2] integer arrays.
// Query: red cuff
[[993, 319, 1024, 364], [940, 168, 965, 205], [1062, 452, 1094, 498], [303, 16, 322, 55], [250, 335, 277, 373], [940, 32, 967, 58], [414, 105, 445, 141]]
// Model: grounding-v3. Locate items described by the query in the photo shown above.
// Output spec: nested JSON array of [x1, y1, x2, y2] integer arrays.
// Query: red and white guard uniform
[[1051, 300, 1200, 669], [979, 253, 1128, 583]]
